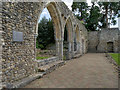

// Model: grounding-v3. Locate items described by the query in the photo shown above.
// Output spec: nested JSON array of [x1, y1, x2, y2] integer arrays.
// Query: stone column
[[55, 39, 60, 56], [68, 42, 72, 52], [82, 42, 84, 54], [80, 42, 83, 55], [34, 33, 38, 60], [58, 39, 64, 60], [71, 41, 74, 58], [76, 41, 80, 54], [68, 42, 72, 59]]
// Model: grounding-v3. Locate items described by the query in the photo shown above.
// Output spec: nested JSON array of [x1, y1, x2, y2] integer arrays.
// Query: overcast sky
[[39, 0, 118, 28]]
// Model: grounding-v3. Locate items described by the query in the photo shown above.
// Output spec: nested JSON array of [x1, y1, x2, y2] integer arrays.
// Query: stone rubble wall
[[37, 49, 56, 56], [2, 2, 37, 84], [88, 28, 120, 53], [1, 1, 88, 86], [88, 31, 99, 53], [36, 57, 59, 67], [98, 28, 119, 53], [0, 1, 2, 88]]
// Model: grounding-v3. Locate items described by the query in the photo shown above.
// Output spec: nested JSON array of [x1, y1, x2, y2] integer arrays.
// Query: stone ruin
[[0, 1, 88, 88]]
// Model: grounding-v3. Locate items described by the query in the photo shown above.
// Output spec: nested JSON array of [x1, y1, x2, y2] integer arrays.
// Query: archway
[[74, 25, 80, 54], [63, 17, 73, 60], [107, 42, 114, 53], [35, 2, 62, 60]]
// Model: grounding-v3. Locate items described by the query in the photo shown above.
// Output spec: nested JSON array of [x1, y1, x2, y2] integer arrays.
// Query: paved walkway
[[24, 53, 118, 88]]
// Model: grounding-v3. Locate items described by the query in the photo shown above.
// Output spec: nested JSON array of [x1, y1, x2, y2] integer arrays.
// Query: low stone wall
[[35, 57, 59, 67], [37, 49, 56, 56]]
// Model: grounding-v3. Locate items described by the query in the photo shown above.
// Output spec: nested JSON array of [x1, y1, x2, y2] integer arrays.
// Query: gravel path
[[24, 53, 118, 88]]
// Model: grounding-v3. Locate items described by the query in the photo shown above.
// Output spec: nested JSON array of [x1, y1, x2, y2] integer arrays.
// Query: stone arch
[[36, 2, 62, 40], [81, 37, 85, 54], [34, 2, 63, 59], [1, 2, 89, 85], [74, 24, 81, 53], [63, 16, 73, 42], [63, 16, 73, 60]]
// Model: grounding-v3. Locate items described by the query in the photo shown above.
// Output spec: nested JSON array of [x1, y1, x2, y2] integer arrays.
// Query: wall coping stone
[[35, 56, 59, 63]]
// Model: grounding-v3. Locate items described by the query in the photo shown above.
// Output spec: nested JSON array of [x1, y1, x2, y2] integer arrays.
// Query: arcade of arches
[[1, 1, 88, 87]]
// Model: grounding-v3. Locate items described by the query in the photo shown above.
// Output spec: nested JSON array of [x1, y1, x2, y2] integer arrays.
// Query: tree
[[86, 2, 102, 31], [98, 2, 120, 28], [72, 0, 89, 22], [72, 1, 120, 30], [36, 16, 55, 49]]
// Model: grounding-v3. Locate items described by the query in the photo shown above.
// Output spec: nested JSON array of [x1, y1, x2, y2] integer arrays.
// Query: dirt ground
[[24, 53, 118, 88]]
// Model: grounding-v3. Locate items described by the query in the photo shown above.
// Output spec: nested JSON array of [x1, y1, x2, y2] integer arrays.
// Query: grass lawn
[[109, 53, 120, 65], [36, 56, 49, 60]]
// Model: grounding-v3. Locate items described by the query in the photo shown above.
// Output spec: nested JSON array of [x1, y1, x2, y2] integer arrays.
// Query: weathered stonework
[[88, 31, 99, 52], [36, 57, 59, 67], [0, 1, 3, 89], [88, 28, 120, 53], [1, 1, 88, 87]]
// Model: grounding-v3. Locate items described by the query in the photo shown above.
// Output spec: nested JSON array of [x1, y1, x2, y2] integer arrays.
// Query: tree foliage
[[98, 2, 120, 28], [36, 16, 55, 49], [72, 1, 89, 22], [86, 2, 102, 31], [72, 0, 120, 31]]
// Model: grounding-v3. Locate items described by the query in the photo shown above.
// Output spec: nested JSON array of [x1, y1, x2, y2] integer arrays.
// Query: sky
[[39, 0, 118, 28]]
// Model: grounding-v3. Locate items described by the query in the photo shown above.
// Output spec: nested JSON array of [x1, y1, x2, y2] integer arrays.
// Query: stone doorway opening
[[35, 2, 62, 60], [63, 17, 73, 60], [63, 25, 69, 60], [107, 42, 114, 53], [36, 8, 56, 60]]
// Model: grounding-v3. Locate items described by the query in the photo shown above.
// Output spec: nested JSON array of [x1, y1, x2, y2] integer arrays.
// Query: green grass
[[36, 56, 49, 60], [109, 53, 120, 65]]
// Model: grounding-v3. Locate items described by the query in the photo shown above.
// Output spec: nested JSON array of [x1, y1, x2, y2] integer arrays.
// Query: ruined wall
[[88, 31, 99, 53], [97, 28, 119, 53], [2, 2, 39, 84], [1, 1, 88, 86], [88, 28, 120, 53], [0, 2, 3, 87]]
